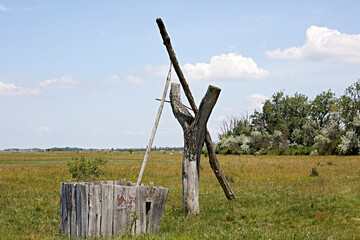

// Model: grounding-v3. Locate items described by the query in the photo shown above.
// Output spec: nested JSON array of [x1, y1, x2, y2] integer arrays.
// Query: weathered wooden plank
[[65, 182, 72, 236], [100, 180, 113, 185], [70, 183, 77, 237], [148, 187, 169, 234], [127, 181, 137, 186], [113, 186, 136, 237], [100, 182, 113, 237], [59, 183, 65, 235], [76, 183, 88, 238], [135, 186, 147, 235], [120, 178, 126, 186], [88, 183, 101, 238]]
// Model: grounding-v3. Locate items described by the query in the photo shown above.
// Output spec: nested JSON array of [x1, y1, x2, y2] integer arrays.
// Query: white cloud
[[125, 75, 145, 84], [0, 81, 40, 96], [266, 26, 360, 63], [38, 126, 51, 132], [145, 52, 269, 81], [0, 4, 8, 11], [104, 75, 120, 83], [182, 53, 269, 80], [246, 93, 269, 111], [39, 76, 78, 88]]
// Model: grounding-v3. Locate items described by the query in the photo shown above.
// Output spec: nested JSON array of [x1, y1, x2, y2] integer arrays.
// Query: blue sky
[[1, 0, 360, 149]]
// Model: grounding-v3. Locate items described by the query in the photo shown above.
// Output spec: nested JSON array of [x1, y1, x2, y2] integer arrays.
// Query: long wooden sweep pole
[[136, 65, 172, 186], [156, 18, 236, 200]]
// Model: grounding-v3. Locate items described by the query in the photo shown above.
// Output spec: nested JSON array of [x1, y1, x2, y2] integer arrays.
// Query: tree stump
[[170, 83, 220, 214]]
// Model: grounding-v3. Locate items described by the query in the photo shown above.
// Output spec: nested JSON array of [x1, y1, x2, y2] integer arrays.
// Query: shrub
[[339, 130, 360, 155], [67, 155, 108, 182]]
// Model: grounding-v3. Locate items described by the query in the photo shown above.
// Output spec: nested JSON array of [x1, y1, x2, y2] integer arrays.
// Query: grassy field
[[0, 151, 359, 239]]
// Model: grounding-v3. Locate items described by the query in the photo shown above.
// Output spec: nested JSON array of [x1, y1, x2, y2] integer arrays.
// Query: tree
[[310, 90, 336, 129], [340, 79, 360, 129], [219, 114, 252, 138]]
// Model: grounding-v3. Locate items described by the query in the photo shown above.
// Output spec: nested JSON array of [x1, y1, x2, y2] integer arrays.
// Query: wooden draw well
[[60, 179, 169, 238]]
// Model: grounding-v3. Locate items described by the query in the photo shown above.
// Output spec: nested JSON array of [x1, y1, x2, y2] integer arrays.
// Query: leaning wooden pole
[[156, 18, 236, 200], [136, 66, 172, 186]]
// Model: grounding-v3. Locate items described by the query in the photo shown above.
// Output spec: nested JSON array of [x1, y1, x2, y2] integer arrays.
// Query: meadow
[[0, 151, 359, 239]]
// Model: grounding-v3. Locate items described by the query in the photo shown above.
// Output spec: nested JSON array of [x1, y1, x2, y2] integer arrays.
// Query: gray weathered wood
[[119, 178, 127, 186], [148, 187, 169, 234], [76, 183, 88, 238], [156, 18, 236, 201], [59, 183, 65, 235], [88, 183, 101, 237], [113, 185, 137, 236], [60, 182, 168, 238], [127, 181, 137, 186], [136, 65, 172, 186], [100, 180, 113, 185], [170, 83, 220, 214], [135, 186, 147, 235], [100, 182, 114, 237], [64, 182, 72, 236], [70, 182, 77, 237]]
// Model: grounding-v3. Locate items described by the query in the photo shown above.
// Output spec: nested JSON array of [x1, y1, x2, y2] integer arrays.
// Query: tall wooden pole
[[156, 18, 236, 200]]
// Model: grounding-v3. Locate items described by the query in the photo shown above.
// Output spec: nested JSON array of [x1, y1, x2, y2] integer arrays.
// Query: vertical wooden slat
[[127, 181, 136, 186], [101, 180, 113, 185], [65, 182, 72, 236], [88, 183, 101, 237], [59, 183, 65, 235], [101, 182, 113, 237], [135, 186, 147, 235], [70, 183, 77, 237], [113, 186, 136, 236], [120, 178, 126, 186], [76, 183, 88, 238], [148, 187, 169, 234]]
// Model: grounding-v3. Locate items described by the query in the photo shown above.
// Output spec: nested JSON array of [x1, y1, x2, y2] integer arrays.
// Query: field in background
[[0, 151, 359, 239]]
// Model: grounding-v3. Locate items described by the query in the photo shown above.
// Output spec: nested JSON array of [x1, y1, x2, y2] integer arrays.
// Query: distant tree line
[[216, 79, 360, 155]]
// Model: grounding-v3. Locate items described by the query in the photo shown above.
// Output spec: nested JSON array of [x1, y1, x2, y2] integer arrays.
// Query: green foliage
[[340, 79, 360, 129], [67, 155, 108, 182], [128, 149, 133, 154], [218, 79, 360, 156]]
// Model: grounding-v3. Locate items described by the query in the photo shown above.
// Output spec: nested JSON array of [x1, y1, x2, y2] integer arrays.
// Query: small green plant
[[128, 149, 133, 154], [67, 155, 108, 182], [310, 167, 319, 177]]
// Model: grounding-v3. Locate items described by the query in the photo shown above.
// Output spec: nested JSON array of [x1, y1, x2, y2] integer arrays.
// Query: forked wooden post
[[170, 83, 221, 214], [156, 18, 236, 201]]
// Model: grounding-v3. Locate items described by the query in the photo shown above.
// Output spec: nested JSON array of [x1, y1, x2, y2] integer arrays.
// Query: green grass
[[0, 151, 359, 239]]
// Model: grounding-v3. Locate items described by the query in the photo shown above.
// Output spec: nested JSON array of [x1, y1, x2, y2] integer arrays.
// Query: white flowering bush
[[339, 130, 360, 155]]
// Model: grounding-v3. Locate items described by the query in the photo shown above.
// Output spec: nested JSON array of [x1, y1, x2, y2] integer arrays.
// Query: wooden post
[[156, 18, 236, 200], [170, 83, 220, 214]]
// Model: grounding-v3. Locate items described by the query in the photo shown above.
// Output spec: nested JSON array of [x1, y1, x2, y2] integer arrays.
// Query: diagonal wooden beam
[[156, 18, 236, 200]]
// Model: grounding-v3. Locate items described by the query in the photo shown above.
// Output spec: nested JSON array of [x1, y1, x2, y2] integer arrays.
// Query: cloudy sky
[[1, 0, 360, 149]]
